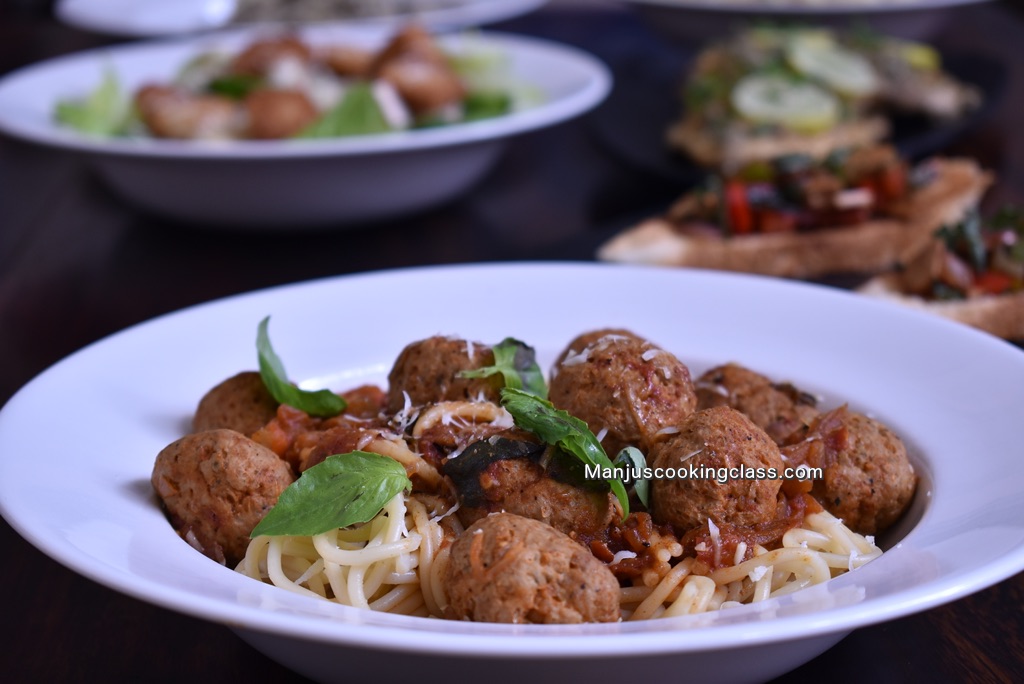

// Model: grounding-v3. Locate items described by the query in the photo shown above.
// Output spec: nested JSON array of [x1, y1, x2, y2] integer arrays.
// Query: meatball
[[443, 436, 618, 540], [135, 85, 239, 139], [322, 45, 374, 78], [808, 411, 916, 535], [151, 429, 294, 565], [371, 25, 464, 115], [193, 371, 279, 437], [649, 406, 783, 531], [386, 335, 502, 414], [548, 332, 697, 456], [229, 35, 312, 77], [243, 89, 318, 139], [696, 363, 819, 445], [444, 513, 620, 623]]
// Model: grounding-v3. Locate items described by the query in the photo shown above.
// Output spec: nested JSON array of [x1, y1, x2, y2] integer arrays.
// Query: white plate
[[1, 262, 1023, 683], [625, 0, 991, 15], [55, 0, 549, 38], [0, 26, 608, 227], [625, 0, 995, 43]]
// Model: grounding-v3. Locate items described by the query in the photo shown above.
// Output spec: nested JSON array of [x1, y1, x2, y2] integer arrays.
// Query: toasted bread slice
[[857, 275, 1024, 339], [597, 158, 992, 280], [668, 116, 890, 171]]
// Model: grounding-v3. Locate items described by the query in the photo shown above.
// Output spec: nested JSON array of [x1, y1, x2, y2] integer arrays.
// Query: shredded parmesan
[[733, 541, 747, 566], [748, 565, 769, 582], [708, 518, 722, 568], [611, 550, 638, 564], [430, 502, 460, 524], [392, 391, 417, 433], [561, 348, 590, 366]]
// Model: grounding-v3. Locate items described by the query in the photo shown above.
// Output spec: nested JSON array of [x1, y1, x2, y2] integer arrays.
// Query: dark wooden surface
[[1, 2, 1022, 682]]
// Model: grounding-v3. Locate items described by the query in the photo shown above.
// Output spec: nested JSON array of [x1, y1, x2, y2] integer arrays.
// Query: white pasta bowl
[[1, 262, 1023, 683], [0, 26, 608, 228]]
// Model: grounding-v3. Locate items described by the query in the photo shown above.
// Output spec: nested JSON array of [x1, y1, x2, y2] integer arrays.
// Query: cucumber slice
[[730, 73, 839, 134], [786, 36, 879, 98]]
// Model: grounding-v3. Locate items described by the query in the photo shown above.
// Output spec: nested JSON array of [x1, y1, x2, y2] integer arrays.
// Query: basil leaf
[[500, 387, 629, 517], [614, 446, 650, 509], [459, 338, 547, 398], [257, 316, 346, 417], [462, 90, 511, 121], [298, 81, 391, 138], [207, 74, 262, 99], [251, 451, 411, 537]]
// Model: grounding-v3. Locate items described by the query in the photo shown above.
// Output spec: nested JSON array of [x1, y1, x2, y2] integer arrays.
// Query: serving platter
[[1, 262, 1022, 683], [623, 0, 996, 43]]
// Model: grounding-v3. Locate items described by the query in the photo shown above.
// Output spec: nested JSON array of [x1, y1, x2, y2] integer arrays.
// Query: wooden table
[[1, 2, 1022, 682]]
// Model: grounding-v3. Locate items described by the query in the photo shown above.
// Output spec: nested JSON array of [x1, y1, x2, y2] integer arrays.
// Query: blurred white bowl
[[0, 26, 609, 228], [55, 0, 550, 37], [1, 262, 1023, 683]]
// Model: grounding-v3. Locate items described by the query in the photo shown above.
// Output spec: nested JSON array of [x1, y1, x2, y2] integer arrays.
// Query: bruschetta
[[597, 145, 992, 280], [670, 26, 980, 171], [857, 207, 1024, 339]]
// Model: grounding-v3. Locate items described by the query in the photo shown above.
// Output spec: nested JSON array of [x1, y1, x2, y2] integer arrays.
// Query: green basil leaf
[[251, 451, 411, 537], [459, 338, 547, 399], [297, 81, 391, 138], [462, 90, 511, 121], [500, 387, 628, 517], [257, 316, 346, 417], [614, 446, 650, 509], [207, 73, 263, 99]]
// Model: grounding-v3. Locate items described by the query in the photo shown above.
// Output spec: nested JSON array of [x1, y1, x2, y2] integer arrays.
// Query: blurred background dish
[[55, 0, 549, 37], [0, 23, 609, 228], [623, 0, 996, 44], [587, 46, 1004, 186]]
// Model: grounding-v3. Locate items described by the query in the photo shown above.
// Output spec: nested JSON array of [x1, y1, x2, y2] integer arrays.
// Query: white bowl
[[1, 262, 1023, 683], [55, 0, 550, 38], [0, 26, 609, 228]]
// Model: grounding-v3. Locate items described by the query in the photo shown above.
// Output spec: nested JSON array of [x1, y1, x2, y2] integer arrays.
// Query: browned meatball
[[229, 35, 312, 77], [135, 85, 239, 139], [548, 332, 697, 456], [443, 436, 618, 541], [649, 406, 783, 531], [151, 429, 294, 565], [808, 411, 916, 535], [193, 371, 279, 437], [371, 25, 464, 115], [243, 89, 318, 139], [386, 336, 502, 414], [444, 513, 620, 623], [696, 363, 819, 445], [322, 45, 374, 78]]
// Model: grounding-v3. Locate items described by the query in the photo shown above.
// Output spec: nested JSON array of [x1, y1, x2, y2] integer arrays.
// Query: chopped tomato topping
[[725, 180, 753, 235], [869, 164, 908, 204], [974, 269, 1014, 295]]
